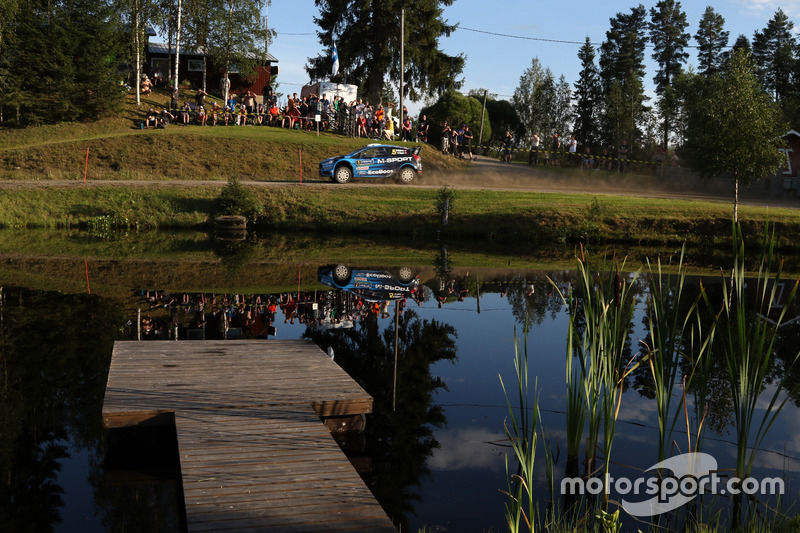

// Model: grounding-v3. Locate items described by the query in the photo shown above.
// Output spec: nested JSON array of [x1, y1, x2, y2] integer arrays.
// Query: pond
[[1, 230, 800, 532]]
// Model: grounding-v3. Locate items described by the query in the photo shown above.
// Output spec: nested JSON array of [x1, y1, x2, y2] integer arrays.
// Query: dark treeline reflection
[[303, 309, 457, 532], [0, 287, 124, 532]]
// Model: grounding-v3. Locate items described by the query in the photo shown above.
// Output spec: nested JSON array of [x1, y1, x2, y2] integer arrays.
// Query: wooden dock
[[102, 340, 397, 532]]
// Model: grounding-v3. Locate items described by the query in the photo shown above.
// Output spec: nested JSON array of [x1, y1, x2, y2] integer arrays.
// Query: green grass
[[0, 183, 798, 252], [0, 89, 463, 180]]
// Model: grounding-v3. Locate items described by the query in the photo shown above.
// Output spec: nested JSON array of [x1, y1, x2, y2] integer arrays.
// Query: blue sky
[[267, 0, 800, 113]]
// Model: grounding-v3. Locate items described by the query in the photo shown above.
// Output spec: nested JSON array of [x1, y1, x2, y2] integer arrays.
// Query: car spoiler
[[411, 146, 422, 156]]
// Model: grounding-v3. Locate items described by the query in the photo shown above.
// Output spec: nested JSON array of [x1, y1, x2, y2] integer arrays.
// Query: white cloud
[[428, 427, 507, 471]]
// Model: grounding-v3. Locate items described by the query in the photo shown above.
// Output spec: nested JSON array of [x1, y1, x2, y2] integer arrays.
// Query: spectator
[[141, 76, 153, 96], [417, 114, 429, 142], [180, 102, 191, 125], [441, 120, 451, 154], [170, 88, 180, 110], [383, 116, 395, 140], [568, 135, 578, 166], [402, 116, 413, 142], [145, 107, 158, 128], [268, 102, 280, 125], [463, 125, 474, 161], [195, 89, 207, 109], [618, 139, 629, 173], [160, 108, 174, 128], [581, 147, 595, 170], [242, 90, 256, 114], [210, 102, 220, 126]]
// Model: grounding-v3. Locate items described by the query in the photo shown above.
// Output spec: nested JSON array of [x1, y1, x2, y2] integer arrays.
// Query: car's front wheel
[[333, 264, 351, 284], [334, 165, 352, 184], [398, 167, 416, 184]]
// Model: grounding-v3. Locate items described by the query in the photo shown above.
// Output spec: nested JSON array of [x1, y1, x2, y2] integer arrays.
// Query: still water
[[2, 232, 800, 532]]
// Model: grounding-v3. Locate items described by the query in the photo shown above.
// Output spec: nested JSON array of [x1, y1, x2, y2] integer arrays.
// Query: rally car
[[318, 265, 419, 301], [319, 144, 422, 184]]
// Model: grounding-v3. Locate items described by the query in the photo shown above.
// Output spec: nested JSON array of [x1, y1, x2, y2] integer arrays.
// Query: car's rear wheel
[[397, 267, 414, 283], [333, 265, 351, 283], [398, 167, 416, 184], [334, 165, 352, 184]]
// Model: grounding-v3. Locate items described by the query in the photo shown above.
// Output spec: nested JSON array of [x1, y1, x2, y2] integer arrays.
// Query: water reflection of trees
[[303, 309, 457, 532], [0, 287, 125, 532], [631, 276, 800, 439], [505, 273, 568, 328]]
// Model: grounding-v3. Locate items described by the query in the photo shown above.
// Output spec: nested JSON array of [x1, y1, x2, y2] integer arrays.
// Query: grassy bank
[[1, 182, 798, 248], [0, 90, 463, 180]]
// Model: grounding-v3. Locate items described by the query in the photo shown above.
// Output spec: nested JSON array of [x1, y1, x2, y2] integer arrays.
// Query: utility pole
[[264, 3, 270, 61], [399, 8, 404, 129], [478, 90, 487, 146]]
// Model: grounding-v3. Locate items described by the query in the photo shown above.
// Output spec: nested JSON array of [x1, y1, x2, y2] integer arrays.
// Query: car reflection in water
[[317, 264, 421, 302]]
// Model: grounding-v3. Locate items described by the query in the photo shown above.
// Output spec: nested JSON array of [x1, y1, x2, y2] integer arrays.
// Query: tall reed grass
[[644, 247, 714, 463], [504, 225, 800, 531], [500, 328, 540, 532], [701, 224, 800, 526]]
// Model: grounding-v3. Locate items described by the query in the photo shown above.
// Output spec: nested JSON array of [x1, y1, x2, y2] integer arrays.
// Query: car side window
[[361, 148, 379, 158]]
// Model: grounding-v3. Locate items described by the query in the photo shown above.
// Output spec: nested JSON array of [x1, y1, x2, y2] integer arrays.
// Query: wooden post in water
[[476, 278, 481, 314], [393, 301, 399, 412], [136, 308, 141, 341]]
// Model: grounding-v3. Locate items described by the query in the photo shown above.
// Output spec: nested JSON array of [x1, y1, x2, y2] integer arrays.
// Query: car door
[[352, 147, 381, 177]]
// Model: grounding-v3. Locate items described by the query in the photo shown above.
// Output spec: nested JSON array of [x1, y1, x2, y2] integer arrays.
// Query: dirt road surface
[[1, 155, 798, 209]]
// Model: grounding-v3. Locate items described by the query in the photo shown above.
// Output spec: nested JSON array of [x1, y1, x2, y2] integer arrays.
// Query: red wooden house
[[774, 129, 800, 196], [146, 42, 279, 99]]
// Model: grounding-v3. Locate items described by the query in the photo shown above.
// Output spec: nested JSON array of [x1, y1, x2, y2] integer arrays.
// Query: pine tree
[[573, 37, 602, 149], [599, 5, 648, 147], [0, 0, 21, 123], [695, 6, 728, 75], [649, 0, 689, 147], [70, 0, 128, 120], [6, 0, 125, 124], [751, 9, 795, 103], [306, 0, 464, 106]]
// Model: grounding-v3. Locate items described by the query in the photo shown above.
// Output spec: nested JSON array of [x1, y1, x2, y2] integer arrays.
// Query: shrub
[[218, 178, 261, 221]]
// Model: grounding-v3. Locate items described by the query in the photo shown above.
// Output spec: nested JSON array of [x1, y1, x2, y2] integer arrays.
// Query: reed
[[644, 247, 714, 463], [500, 328, 541, 532], [572, 252, 641, 492], [701, 223, 800, 525]]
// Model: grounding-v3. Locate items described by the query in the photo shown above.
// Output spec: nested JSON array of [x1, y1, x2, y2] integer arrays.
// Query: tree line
[[507, 2, 791, 169], [0, 0, 270, 126]]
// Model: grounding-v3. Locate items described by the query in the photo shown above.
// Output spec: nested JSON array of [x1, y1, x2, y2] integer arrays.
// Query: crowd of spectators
[[134, 288, 426, 341], [141, 82, 428, 143]]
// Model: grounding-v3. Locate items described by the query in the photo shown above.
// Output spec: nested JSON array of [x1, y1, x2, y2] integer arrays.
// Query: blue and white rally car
[[318, 265, 419, 301], [319, 144, 422, 184]]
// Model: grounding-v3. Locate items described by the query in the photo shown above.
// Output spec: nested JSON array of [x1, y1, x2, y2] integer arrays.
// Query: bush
[[218, 178, 261, 221]]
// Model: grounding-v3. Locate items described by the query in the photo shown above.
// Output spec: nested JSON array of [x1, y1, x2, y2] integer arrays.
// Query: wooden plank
[[102, 340, 396, 532], [176, 407, 395, 532]]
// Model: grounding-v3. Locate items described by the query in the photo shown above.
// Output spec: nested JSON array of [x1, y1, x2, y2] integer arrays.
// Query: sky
[[266, 0, 800, 114]]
